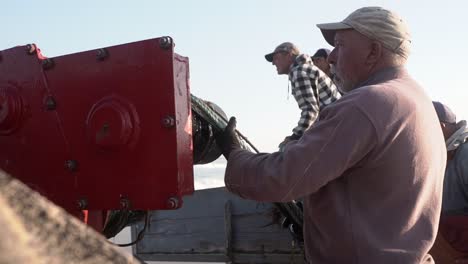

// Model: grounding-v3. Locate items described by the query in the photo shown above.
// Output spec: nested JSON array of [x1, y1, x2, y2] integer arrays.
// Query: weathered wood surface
[[134, 187, 304, 263]]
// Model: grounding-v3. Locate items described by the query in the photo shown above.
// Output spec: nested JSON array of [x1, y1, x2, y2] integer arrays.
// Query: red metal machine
[[0, 37, 195, 229]]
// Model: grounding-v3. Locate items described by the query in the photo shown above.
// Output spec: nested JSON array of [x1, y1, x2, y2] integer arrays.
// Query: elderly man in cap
[[311, 48, 334, 78], [217, 6, 446, 263], [264, 42, 341, 149], [432, 101, 468, 214], [430, 101, 468, 261]]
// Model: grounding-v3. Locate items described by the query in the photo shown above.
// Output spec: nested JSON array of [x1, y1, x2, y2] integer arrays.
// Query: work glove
[[216, 117, 242, 160]]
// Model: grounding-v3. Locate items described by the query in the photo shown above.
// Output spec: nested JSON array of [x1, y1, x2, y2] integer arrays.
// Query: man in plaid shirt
[[265, 42, 341, 149]]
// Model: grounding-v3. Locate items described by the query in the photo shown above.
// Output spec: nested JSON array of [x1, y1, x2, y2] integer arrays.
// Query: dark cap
[[265, 42, 300, 62], [312, 48, 331, 59], [433, 101, 457, 124]]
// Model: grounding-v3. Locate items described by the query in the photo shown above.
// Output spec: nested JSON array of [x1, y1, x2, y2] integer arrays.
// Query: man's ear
[[367, 41, 383, 65], [440, 122, 452, 141]]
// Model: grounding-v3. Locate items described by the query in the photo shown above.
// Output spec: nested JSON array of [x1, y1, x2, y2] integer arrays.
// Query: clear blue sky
[[2, 0, 467, 153]]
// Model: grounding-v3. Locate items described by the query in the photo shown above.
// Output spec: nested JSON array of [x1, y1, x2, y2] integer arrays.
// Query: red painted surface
[[0, 37, 194, 215]]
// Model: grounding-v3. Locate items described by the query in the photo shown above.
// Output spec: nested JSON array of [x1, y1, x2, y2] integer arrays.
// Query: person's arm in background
[[279, 68, 319, 149], [290, 67, 320, 137]]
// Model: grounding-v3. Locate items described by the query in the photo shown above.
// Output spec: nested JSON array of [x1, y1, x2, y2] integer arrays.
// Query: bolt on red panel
[[0, 37, 194, 214]]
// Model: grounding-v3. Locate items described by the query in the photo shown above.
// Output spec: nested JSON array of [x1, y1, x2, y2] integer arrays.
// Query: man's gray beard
[[333, 75, 354, 94], [330, 64, 336, 75]]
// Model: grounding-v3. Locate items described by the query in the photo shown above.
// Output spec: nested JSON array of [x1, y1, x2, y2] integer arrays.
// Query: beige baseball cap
[[316, 6, 412, 58], [265, 42, 300, 62]]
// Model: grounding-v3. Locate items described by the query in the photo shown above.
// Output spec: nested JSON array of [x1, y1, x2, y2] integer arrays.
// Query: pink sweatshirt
[[225, 67, 446, 263]]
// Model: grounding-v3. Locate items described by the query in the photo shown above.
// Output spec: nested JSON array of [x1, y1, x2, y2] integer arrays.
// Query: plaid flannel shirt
[[288, 54, 341, 138]]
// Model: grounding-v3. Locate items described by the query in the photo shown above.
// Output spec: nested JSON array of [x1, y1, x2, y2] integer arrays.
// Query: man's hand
[[216, 117, 242, 160]]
